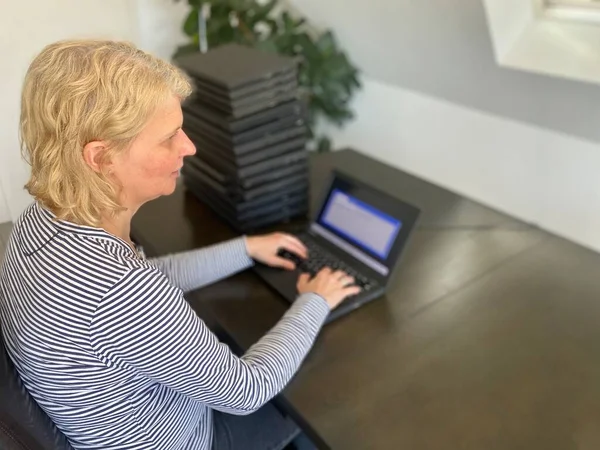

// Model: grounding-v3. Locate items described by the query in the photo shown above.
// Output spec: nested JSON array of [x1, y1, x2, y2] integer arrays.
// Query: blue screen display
[[319, 189, 402, 259]]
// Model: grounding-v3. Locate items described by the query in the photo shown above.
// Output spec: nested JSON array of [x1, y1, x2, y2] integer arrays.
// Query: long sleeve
[[89, 266, 330, 415], [146, 236, 254, 292]]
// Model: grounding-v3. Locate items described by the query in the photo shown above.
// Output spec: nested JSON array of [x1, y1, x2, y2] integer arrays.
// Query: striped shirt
[[0, 202, 330, 450]]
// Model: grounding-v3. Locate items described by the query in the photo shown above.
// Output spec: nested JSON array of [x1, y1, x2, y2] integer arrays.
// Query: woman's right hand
[[297, 267, 362, 310]]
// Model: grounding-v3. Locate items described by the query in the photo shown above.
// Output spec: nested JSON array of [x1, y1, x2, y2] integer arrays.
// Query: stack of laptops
[[174, 44, 310, 232]]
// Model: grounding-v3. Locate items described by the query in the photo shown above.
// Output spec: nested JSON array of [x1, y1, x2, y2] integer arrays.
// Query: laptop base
[[252, 261, 386, 324]]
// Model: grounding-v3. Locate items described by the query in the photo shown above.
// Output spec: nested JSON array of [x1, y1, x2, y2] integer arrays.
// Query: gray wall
[[290, 0, 600, 143]]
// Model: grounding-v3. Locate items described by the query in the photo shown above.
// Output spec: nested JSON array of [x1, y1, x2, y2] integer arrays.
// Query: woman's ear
[[82, 140, 110, 173]]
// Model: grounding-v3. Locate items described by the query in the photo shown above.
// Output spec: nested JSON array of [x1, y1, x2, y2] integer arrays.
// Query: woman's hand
[[297, 267, 362, 310], [245, 232, 308, 270]]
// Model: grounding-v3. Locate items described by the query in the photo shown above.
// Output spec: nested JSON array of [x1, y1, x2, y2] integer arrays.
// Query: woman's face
[[110, 95, 196, 208]]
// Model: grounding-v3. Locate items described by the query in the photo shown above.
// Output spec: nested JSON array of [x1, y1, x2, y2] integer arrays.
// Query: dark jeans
[[212, 403, 317, 450]]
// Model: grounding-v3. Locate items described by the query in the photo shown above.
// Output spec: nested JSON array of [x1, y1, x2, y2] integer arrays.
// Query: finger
[[272, 256, 296, 270], [283, 233, 306, 249], [281, 236, 308, 259], [316, 266, 333, 277], [291, 239, 308, 258], [344, 285, 362, 297], [296, 272, 310, 289], [279, 242, 307, 260], [298, 272, 310, 282], [338, 275, 355, 287], [331, 270, 348, 280]]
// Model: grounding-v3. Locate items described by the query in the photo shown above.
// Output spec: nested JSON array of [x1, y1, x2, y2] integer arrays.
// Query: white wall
[[287, 0, 600, 145], [135, 0, 189, 61], [324, 78, 600, 253], [0, 183, 10, 224], [0, 0, 141, 222]]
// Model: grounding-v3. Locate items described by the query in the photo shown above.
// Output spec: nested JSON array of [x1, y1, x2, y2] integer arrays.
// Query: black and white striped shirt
[[0, 202, 329, 450]]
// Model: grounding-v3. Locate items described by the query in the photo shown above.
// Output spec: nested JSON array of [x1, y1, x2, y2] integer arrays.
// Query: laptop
[[184, 177, 308, 233], [187, 130, 306, 169], [192, 70, 298, 101], [182, 158, 308, 202], [186, 153, 309, 190], [252, 169, 421, 323], [183, 111, 306, 156], [189, 79, 299, 113], [191, 144, 307, 179], [182, 99, 305, 135], [183, 110, 306, 153], [174, 43, 298, 92]]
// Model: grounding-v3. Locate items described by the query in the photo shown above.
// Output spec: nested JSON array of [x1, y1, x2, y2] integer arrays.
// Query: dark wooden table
[[132, 148, 600, 450]]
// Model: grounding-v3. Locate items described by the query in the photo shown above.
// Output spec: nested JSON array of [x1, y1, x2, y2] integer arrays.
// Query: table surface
[[132, 148, 600, 450]]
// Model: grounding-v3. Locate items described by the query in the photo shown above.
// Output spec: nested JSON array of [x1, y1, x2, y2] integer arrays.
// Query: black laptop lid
[[310, 170, 420, 279], [174, 43, 298, 90]]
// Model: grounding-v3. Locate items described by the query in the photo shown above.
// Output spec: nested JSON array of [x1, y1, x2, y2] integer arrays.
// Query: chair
[[0, 329, 72, 450]]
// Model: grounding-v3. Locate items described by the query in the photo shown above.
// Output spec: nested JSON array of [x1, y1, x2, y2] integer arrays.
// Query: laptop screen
[[319, 189, 402, 259], [311, 170, 420, 278]]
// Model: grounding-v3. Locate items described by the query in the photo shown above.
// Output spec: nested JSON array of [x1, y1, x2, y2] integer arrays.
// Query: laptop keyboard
[[277, 237, 377, 292]]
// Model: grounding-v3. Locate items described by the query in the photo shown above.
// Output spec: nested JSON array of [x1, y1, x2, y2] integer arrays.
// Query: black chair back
[[0, 330, 73, 450]]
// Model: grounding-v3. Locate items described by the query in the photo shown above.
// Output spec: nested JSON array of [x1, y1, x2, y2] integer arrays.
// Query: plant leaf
[[183, 9, 199, 36], [254, 0, 278, 21], [317, 136, 332, 153], [255, 38, 278, 53], [316, 31, 336, 55]]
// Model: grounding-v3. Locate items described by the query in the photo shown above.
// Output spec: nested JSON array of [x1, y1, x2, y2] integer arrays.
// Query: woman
[[0, 40, 360, 450]]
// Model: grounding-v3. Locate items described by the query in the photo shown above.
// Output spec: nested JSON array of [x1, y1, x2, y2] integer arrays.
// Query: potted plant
[[173, 0, 361, 152]]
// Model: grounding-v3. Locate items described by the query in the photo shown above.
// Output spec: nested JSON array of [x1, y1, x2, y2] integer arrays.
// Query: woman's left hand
[[245, 232, 308, 270]]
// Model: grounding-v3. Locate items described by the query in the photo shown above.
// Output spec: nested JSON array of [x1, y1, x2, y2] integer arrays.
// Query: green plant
[[173, 0, 361, 152]]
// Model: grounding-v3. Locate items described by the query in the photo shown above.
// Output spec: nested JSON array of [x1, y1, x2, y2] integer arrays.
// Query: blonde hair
[[20, 39, 192, 226]]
